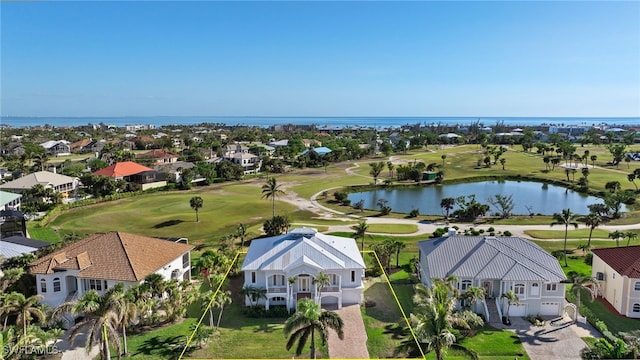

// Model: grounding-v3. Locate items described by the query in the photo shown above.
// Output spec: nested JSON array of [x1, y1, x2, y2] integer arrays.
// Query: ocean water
[[1, 116, 639, 129]]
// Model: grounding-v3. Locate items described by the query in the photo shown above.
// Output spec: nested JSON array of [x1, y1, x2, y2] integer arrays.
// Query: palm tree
[[411, 281, 483, 360], [2, 293, 45, 338], [190, 196, 204, 222], [351, 220, 369, 252], [440, 197, 456, 219], [625, 231, 638, 246], [369, 161, 385, 184], [52, 290, 122, 360], [609, 230, 625, 247], [392, 240, 406, 268], [107, 283, 137, 357], [441, 154, 447, 166], [500, 290, 520, 324], [195, 250, 230, 286], [550, 208, 579, 267], [584, 212, 602, 248], [567, 272, 600, 323], [312, 272, 331, 300], [143, 273, 167, 298], [240, 285, 267, 308], [237, 223, 247, 248], [460, 286, 486, 311], [283, 298, 344, 359], [261, 177, 285, 217], [201, 289, 232, 328]]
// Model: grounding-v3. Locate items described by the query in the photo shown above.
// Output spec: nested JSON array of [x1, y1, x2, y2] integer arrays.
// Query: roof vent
[[288, 227, 318, 237], [447, 230, 457, 237]]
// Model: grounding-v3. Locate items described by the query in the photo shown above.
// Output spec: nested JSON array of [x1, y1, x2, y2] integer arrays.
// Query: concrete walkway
[[327, 304, 369, 359], [499, 316, 600, 360]]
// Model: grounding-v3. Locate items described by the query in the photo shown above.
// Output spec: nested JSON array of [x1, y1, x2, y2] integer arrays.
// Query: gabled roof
[[30, 231, 193, 282], [241, 228, 365, 272], [592, 246, 640, 278], [92, 161, 152, 177], [0, 171, 77, 191], [418, 236, 566, 283], [0, 191, 21, 205]]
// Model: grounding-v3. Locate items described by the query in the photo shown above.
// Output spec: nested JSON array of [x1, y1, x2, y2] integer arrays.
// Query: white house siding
[[627, 280, 640, 318], [153, 252, 192, 282], [592, 255, 626, 314]]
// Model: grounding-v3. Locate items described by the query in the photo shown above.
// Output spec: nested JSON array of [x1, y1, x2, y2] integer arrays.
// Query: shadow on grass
[[253, 323, 278, 333], [133, 335, 192, 358], [152, 219, 184, 228], [383, 322, 408, 340]]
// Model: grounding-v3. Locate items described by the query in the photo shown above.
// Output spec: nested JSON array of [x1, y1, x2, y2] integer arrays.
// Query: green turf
[[524, 228, 611, 239], [26, 223, 61, 243], [367, 223, 419, 234]]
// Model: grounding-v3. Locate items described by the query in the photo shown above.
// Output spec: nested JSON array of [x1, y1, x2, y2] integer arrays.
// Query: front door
[[482, 281, 492, 298], [298, 276, 310, 293]]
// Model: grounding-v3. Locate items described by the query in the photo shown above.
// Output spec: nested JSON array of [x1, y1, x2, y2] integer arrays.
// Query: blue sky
[[1, 1, 639, 117]]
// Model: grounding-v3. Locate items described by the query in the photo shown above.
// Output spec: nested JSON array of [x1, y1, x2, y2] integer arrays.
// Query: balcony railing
[[320, 286, 340, 293], [267, 287, 287, 293]]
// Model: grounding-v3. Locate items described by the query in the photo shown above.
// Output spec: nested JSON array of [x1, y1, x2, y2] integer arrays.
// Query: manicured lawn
[[455, 326, 529, 360], [524, 228, 611, 239], [124, 318, 197, 359], [26, 223, 62, 243], [367, 223, 419, 234], [577, 289, 640, 335]]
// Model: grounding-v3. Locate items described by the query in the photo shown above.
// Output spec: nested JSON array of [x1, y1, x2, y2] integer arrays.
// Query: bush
[[488, 227, 495, 232], [244, 305, 292, 318], [341, 199, 351, 206], [585, 253, 593, 265], [379, 206, 392, 215], [408, 208, 420, 218], [366, 266, 382, 277], [503, 230, 512, 236]]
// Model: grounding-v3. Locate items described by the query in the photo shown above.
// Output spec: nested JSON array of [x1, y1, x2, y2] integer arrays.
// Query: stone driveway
[[505, 317, 600, 360], [327, 304, 369, 359]]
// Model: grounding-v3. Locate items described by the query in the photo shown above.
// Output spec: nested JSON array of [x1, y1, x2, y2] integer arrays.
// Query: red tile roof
[[92, 161, 152, 177], [592, 246, 640, 278], [30, 232, 193, 282]]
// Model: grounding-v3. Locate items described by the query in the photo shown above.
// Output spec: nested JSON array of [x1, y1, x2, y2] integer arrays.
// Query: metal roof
[[241, 229, 365, 272], [418, 236, 566, 283]]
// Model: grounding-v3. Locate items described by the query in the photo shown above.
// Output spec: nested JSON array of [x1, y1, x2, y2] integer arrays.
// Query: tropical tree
[[351, 220, 369, 251], [52, 290, 122, 360], [441, 154, 447, 166], [625, 231, 638, 246], [440, 197, 456, 219], [109, 283, 137, 357], [201, 289, 232, 328], [195, 250, 231, 286], [369, 161, 385, 184], [189, 196, 203, 223], [550, 208, 579, 267], [500, 290, 520, 323], [237, 223, 247, 248], [283, 298, 344, 359], [584, 213, 602, 248], [387, 161, 395, 178], [312, 272, 331, 300], [143, 273, 167, 298], [609, 230, 625, 247], [262, 177, 285, 217], [2, 293, 45, 338], [392, 240, 406, 268], [460, 286, 486, 311], [411, 281, 483, 360], [605, 181, 622, 193], [240, 285, 267, 308], [628, 173, 638, 191], [567, 272, 600, 323]]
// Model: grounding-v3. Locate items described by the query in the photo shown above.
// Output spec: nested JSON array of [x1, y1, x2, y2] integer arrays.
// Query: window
[[182, 253, 190, 269], [271, 275, 284, 286], [634, 303, 640, 313], [331, 274, 338, 285], [460, 280, 472, 291], [53, 278, 61, 292], [40, 279, 47, 293], [251, 272, 256, 283], [531, 283, 539, 296], [84, 279, 103, 291], [546, 283, 557, 292], [635, 282, 640, 291], [514, 283, 525, 296], [351, 271, 356, 282]]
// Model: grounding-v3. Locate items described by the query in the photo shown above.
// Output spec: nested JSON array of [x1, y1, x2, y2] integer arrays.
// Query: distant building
[[0, 171, 79, 199], [40, 140, 71, 156], [123, 124, 155, 131], [0, 191, 21, 211], [0, 235, 50, 259]]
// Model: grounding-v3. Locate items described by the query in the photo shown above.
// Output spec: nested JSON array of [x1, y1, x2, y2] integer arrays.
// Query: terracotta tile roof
[[136, 149, 178, 159], [592, 246, 640, 278], [92, 161, 152, 177], [30, 232, 193, 282]]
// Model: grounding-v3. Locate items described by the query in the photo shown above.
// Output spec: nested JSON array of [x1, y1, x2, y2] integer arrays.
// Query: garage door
[[510, 304, 527, 317], [540, 302, 560, 316]]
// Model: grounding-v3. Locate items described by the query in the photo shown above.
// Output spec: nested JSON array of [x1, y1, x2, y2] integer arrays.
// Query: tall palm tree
[[240, 285, 267, 308], [500, 290, 520, 324], [312, 272, 331, 300], [392, 240, 406, 268], [460, 286, 486, 311], [195, 250, 231, 286], [143, 273, 167, 298], [609, 230, 625, 247], [52, 290, 122, 360], [567, 272, 600, 323], [584, 213, 602, 248], [107, 283, 137, 357], [190, 196, 204, 223], [2, 293, 45, 338], [283, 298, 344, 359], [550, 208, 579, 267], [261, 177, 285, 218], [625, 231, 638, 246], [237, 223, 247, 248], [351, 220, 369, 252]]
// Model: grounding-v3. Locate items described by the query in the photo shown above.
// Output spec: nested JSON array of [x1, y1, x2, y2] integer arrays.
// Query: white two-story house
[[241, 228, 365, 310], [29, 231, 193, 309], [592, 246, 640, 318], [417, 235, 567, 321]]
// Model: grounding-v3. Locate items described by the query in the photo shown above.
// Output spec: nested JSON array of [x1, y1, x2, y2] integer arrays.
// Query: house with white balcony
[[29, 231, 193, 310], [417, 235, 567, 322], [240, 228, 365, 310]]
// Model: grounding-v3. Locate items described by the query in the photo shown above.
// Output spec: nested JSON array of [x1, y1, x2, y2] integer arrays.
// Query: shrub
[[341, 199, 351, 206], [333, 191, 348, 203], [503, 230, 512, 236], [379, 206, 392, 215], [408, 208, 420, 218], [585, 253, 593, 265], [488, 227, 495, 232]]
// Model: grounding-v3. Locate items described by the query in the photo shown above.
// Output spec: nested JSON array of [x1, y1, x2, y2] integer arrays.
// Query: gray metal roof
[[0, 241, 39, 258], [418, 236, 566, 283], [0, 191, 21, 205], [241, 228, 365, 272]]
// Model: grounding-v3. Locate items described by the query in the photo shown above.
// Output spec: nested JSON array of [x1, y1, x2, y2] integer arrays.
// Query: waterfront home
[[241, 228, 365, 310], [417, 235, 567, 321]]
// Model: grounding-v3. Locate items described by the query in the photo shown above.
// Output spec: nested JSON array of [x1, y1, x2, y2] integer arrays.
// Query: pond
[[347, 180, 618, 215]]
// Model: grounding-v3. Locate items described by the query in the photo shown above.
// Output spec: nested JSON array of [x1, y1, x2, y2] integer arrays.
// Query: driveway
[[327, 304, 370, 359], [506, 316, 600, 360]]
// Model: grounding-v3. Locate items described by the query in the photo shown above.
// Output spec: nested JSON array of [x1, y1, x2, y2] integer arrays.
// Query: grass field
[[367, 223, 419, 234], [524, 228, 611, 239]]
